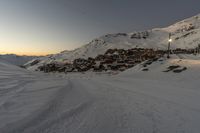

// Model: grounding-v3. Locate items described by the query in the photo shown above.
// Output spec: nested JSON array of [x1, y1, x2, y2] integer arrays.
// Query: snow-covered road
[[1, 57, 200, 133]]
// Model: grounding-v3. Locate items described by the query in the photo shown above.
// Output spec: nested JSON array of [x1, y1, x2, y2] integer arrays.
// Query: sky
[[1, 0, 200, 55]]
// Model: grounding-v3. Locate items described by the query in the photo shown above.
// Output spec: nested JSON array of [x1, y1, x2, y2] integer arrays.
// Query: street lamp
[[167, 33, 172, 58]]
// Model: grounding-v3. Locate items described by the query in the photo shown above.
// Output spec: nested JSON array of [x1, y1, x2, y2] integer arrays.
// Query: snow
[[0, 54, 36, 66], [1, 54, 200, 133]]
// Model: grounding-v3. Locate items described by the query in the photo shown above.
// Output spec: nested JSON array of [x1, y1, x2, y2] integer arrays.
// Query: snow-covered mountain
[[26, 13, 200, 70], [0, 54, 37, 66]]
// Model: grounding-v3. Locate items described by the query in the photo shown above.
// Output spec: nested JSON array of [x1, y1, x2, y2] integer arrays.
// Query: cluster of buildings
[[33, 46, 200, 73], [38, 48, 162, 73]]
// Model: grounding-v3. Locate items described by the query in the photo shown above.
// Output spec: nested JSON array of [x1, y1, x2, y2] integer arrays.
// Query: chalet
[[42, 63, 61, 73], [101, 59, 114, 64], [93, 61, 107, 71], [111, 54, 120, 60], [73, 58, 88, 66], [95, 55, 105, 61], [127, 50, 134, 56], [108, 62, 127, 71]]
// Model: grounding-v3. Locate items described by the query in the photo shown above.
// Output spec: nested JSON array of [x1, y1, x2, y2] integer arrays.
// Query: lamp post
[[167, 33, 172, 58]]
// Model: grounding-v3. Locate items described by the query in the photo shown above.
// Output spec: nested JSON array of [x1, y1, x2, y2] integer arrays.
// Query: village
[[36, 47, 200, 73]]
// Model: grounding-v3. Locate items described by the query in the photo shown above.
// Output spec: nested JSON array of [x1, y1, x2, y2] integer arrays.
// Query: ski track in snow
[[1, 58, 200, 133]]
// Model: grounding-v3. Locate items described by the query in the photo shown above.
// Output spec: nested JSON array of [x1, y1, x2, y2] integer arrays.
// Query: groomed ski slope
[[1, 55, 200, 133]]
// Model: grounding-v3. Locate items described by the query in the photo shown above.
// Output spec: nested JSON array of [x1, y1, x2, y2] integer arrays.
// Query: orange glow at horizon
[[0, 43, 63, 56], [0, 39, 75, 56], [0, 41, 76, 56], [0, 42, 78, 56], [0, 50, 55, 56], [0, 46, 65, 56], [0, 28, 80, 56]]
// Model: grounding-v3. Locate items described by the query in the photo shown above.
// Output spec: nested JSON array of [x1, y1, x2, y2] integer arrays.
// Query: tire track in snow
[[0, 79, 93, 133], [0, 80, 34, 109]]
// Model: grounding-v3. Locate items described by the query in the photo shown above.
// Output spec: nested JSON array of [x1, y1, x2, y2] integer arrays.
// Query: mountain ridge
[[0, 54, 38, 66], [26, 13, 200, 70]]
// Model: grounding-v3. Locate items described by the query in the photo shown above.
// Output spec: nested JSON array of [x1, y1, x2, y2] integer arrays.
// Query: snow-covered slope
[[26, 13, 200, 70], [0, 54, 36, 66], [1, 55, 200, 133]]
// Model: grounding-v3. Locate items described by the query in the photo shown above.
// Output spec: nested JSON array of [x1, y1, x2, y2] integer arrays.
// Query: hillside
[[26, 13, 200, 70], [0, 54, 37, 66]]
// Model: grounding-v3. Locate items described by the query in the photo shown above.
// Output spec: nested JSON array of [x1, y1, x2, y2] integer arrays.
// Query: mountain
[[0, 54, 37, 66], [26, 13, 200, 70]]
